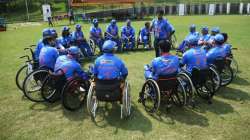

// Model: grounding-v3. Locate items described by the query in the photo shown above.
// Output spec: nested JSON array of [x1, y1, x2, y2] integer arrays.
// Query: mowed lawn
[[0, 15, 250, 140]]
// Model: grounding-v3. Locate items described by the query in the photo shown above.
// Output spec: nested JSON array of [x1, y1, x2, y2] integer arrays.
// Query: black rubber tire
[[15, 65, 28, 91]]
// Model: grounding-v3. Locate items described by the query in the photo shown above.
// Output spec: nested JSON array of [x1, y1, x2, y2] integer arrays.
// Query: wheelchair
[[121, 37, 135, 51], [227, 48, 238, 78], [61, 77, 90, 111], [178, 67, 220, 104], [211, 58, 234, 86], [22, 66, 51, 102], [138, 74, 189, 113], [16, 45, 38, 91], [87, 79, 131, 119], [41, 69, 67, 103], [136, 30, 152, 49]]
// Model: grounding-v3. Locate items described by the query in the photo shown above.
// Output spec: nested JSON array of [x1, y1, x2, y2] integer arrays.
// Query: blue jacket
[[121, 26, 135, 39], [199, 34, 211, 43], [71, 31, 84, 44], [90, 26, 102, 40], [93, 53, 128, 80], [58, 35, 72, 48], [206, 45, 227, 65], [223, 43, 232, 56], [39, 45, 59, 70], [182, 47, 208, 73], [151, 18, 174, 40], [151, 53, 180, 80], [34, 39, 44, 60], [106, 24, 119, 39], [54, 56, 89, 80]]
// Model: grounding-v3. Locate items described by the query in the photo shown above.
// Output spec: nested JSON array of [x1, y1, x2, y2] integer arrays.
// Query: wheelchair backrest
[[191, 68, 210, 86], [214, 58, 226, 72], [157, 75, 178, 92], [95, 79, 122, 102]]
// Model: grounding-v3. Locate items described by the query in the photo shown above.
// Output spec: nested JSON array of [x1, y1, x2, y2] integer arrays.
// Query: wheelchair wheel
[[220, 65, 234, 86], [61, 78, 88, 111], [122, 81, 131, 119], [171, 77, 187, 106], [170, 34, 177, 50], [227, 57, 238, 78], [41, 75, 61, 103], [196, 77, 215, 102], [139, 79, 160, 113], [22, 69, 49, 102], [209, 67, 221, 92], [89, 39, 97, 56], [87, 83, 98, 119], [16, 65, 28, 91]]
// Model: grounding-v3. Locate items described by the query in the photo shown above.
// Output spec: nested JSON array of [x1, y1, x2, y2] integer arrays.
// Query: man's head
[[157, 10, 164, 20], [62, 26, 70, 37], [190, 24, 196, 33], [50, 28, 58, 38], [111, 19, 116, 26], [102, 40, 117, 53], [187, 35, 199, 47], [75, 24, 81, 31], [211, 27, 220, 35], [221, 33, 228, 43], [201, 26, 209, 35], [214, 34, 224, 45], [145, 22, 150, 29], [67, 46, 80, 59], [158, 40, 171, 53], [93, 18, 98, 27], [126, 19, 131, 27], [42, 28, 55, 46]]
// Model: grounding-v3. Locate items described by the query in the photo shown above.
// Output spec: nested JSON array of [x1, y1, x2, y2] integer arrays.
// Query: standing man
[[68, 9, 75, 25], [47, 8, 53, 27], [151, 10, 175, 57]]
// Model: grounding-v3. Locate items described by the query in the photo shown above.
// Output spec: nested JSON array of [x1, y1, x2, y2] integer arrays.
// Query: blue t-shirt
[[39, 45, 59, 70], [206, 45, 227, 65], [106, 24, 119, 39], [90, 26, 102, 40], [151, 18, 174, 40], [121, 26, 135, 38]]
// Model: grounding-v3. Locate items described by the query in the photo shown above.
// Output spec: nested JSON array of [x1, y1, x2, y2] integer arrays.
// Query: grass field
[[0, 15, 250, 140]]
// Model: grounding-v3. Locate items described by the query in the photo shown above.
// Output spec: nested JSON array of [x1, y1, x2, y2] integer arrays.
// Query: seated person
[[105, 19, 122, 51], [90, 18, 104, 52], [71, 24, 93, 57], [144, 40, 180, 80], [54, 46, 89, 81], [93, 40, 128, 81], [34, 28, 49, 61], [39, 29, 59, 70], [198, 26, 210, 46], [221, 33, 232, 57], [121, 19, 135, 50], [50, 28, 66, 55], [178, 24, 200, 53], [206, 34, 227, 65], [58, 26, 72, 49], [208, 27, 220, 45], [139, 22, 151, 48], [182, 35, 208, 73]]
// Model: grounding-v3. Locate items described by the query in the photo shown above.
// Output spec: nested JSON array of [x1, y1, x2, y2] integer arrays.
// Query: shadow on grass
[[91, 102, 152, 134], [29, 101, 62, 112], [232, 76, 250, 86], [62, 107, 88, 122], [217, 86, 250, 102]]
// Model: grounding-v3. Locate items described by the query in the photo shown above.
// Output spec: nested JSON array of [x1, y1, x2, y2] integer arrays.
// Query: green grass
[[1, 15, 250, 140]]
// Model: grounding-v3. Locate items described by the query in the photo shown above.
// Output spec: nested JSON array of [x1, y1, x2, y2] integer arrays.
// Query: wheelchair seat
[[157, 74, 178, 92], [48, 70, 67, 90], [95, 79, 122, 102], [191, 68, 210, 87]]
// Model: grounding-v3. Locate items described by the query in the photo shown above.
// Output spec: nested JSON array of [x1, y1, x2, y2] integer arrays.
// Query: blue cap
[[211, 27, 220, 33], [214, 34, 224, 43], [62, 26, 70, 32], [187, 35, 199, 46], [50, 28, 57, 37], [201, 26, 209, 32], [42, 28, 53, 39], [102, 40, 117, 53], [111, 19, 116, 25], [93, 18, 98, 24], [68, 46, 80, 55], [75, 24, 81, 29]]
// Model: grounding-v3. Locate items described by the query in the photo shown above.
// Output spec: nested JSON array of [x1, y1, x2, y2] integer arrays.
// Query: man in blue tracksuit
[[54, 46, 89, 81], [182, 35, 208, 73], [151, 10, 175, 57], [144, 40, 180, 80], [71, 24, 93, 57], [178, 24, 200, 53], [121, 19, 135, 50], [93, 40, 128, 80], [221, 33, 232, 56], [206, 34, 227, 65], [34, 28, 50, 61], [198, 26, 211, 52], [58, 26, 72, 49], [105, 19, 122, 51], [39, 29, 59, 70], [139, 22, 151, 48], [90, 18, 104, 52]]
